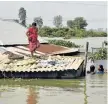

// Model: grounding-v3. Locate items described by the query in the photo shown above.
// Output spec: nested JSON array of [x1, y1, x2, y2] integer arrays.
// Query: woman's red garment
[[27, 27, 40, 52]]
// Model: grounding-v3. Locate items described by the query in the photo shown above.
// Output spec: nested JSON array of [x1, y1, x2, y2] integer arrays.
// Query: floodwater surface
[[43, 37, 107, 52], [0, 74, 107, 104]]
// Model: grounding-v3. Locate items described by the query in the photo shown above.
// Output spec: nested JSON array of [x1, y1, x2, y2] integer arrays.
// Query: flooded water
[[0, 37, 107, 104], [0, 74, 107, 104], [43, 37, 107, 52]]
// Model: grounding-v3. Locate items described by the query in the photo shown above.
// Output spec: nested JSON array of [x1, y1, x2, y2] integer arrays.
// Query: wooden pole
[[84, 42, 89, 76]]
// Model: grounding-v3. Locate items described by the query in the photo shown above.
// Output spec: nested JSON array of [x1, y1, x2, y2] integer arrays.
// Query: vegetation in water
[[37, 16, 107, 38], [48, 40, 81, 48], [88, 48, 107, 60], [38, 27, 107, 38]]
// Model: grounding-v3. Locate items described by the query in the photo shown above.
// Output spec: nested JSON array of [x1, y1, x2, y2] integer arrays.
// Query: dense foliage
[[67, 17, 88, 29], [88, 48, 107, 60], [48, 40, 80, 48], [38, 27, 107, 38]]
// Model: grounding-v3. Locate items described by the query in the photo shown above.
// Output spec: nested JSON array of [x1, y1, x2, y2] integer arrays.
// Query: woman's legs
[[31, 47, 37, 57], [29, 41, 40, 57], [29, 42, 36, 57], [31, 51, 34, 57]]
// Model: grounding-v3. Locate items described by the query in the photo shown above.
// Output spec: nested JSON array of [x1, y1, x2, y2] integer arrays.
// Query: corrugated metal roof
[[52, 48, 79, 55], [0, 19, 47, 45], [0, 44, 79, 59], [0, 56, 84, 72]]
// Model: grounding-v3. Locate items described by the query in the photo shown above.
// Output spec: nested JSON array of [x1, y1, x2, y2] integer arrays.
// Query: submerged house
[[0, 19, 85, 79], [0, 56, 84, 78]]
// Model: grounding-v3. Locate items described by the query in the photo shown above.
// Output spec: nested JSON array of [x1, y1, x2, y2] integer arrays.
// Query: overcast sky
[[0, 1, 107, 29]]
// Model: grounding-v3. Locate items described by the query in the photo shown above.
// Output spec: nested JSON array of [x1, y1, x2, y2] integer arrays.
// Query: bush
[[67, 29, 75, 36], [88, 48, 107, 60], [38, 26, 107, 38], [86, 30, 107, 37], [75, 29, 87, 37], [64, 29, 76, 39], [38, 26, 52, 37], [48, 40, 80, 48], [54, 30, 66, 37]]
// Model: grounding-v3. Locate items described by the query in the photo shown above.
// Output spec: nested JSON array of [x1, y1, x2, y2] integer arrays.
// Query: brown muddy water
[[0, 74, 107, 104]]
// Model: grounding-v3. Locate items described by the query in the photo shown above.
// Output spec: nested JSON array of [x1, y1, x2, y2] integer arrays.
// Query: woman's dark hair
[[99, 65, 104, 72], [32, 22, 37, 26], [99, 65, 103, 69], [90, 65, 95, 72]]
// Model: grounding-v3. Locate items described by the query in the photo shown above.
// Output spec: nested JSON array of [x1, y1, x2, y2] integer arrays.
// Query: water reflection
[[84, 79, 88, 104], [37, 86, 84, 104], [0, 74, 107, 104], [86, 74, 107, 104], [26, 87, 38, 104]]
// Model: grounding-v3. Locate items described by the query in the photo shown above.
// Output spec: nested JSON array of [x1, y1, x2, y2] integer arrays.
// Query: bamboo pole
[[84, 42, 89, 76]]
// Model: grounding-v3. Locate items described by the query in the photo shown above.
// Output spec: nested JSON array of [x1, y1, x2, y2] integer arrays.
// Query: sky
[[0, 1, 107, 30]]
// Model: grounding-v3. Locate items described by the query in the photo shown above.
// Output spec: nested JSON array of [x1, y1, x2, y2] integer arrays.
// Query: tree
[[67, 20, 73, 28], [53, 15, 62, 28], [72, 17, 88, 29], [18, 7, 26, 26], [38, 26, 52, 36], [34, 17, 43, 28]]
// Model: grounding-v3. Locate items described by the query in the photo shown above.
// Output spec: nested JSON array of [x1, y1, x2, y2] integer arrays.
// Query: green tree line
[[38, 27, 107, 38], [18, 7, 107, 38]]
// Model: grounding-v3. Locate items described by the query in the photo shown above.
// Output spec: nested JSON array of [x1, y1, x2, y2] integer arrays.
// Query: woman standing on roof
[[26, 22, 40, 57]]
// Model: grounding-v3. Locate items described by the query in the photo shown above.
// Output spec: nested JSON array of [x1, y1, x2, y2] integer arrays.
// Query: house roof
[[0, 56, 84, 72], [0, 19, 47, 45], [0, 44, 79, 58]]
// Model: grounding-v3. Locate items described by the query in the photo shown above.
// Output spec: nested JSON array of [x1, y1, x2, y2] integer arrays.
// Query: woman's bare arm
[[26, 30, 30, 37]]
